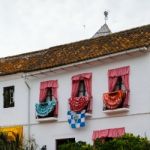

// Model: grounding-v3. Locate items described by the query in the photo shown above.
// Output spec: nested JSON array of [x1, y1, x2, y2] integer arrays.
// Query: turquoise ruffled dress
[[35, 97, 56, 117]]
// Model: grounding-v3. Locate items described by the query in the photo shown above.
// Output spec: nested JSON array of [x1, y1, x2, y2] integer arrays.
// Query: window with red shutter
[[103, 66, 130, 110], [35, 80, 58, 119], [69, 73, 92, 113]]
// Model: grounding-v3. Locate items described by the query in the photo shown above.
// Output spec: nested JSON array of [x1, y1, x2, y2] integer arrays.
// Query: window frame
[[107, 66, 130, 109], [3, 86, 15, 108]]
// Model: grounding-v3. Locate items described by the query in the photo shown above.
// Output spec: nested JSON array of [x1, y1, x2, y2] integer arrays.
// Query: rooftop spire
[[104, 11, 108, 24], [92, 11, 111, 38]]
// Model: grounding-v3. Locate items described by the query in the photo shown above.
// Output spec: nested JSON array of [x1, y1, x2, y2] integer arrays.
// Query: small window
[[3, 86, 15, 108], [56, 138, 75, 150], [77, 80, 86, 97]]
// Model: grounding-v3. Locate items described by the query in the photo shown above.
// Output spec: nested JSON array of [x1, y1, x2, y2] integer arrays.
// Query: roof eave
[[21, 46, 148, 78]]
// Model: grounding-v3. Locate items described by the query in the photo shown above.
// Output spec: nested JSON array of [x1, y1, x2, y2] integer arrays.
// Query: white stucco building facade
[[0, 24, 150, 149]]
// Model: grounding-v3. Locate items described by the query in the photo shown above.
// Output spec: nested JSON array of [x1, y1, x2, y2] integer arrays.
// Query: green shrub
[[0, 132, 23, 150], [58, 141, 93, 150], [58, 134, 150, 150], [94, 134, 150, 150]]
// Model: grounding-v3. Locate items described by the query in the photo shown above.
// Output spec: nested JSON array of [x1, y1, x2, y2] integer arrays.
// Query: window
[[3, 86, 15, 108], [37, 87, 56, 118], [70, 73, 92, 113], [114, 76, 125, 91], [35, 80, 58, 119], [106, 66, 130, 109], [56, 138, 75, 150], [46, 87, 53, 101], [77, 80, 86, 97]]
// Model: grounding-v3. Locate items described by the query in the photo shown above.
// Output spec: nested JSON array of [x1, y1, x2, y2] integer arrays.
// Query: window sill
[[86, 113, 92, 117], [103, 108, 129, 114], [36, 117, 58, 122]]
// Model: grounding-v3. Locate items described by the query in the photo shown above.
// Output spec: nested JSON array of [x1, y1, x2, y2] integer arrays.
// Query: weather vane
[[104, 11, 108, 24]]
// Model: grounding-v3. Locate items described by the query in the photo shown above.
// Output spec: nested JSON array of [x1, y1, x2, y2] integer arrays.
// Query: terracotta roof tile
[[0, 24, 150, 75]]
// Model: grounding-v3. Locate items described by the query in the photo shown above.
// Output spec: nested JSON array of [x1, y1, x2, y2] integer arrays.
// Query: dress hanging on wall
[[35, 98, 56, 117]]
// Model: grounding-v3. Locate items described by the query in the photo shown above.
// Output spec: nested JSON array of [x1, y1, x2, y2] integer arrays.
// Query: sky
[[0, 0, 149, 57]]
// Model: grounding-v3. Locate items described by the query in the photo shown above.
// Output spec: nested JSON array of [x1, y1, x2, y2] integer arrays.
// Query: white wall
[[0, 52, 150, 149], [0, 78, 28, 126]]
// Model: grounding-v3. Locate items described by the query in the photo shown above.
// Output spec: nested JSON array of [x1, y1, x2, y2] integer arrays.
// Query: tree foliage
[[58, 141, 93, 150], [0, 132, 22, 150], [58, 134, 150, 150]]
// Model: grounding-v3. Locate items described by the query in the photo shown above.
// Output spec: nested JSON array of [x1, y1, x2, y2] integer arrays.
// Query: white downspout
[[23, 75, 31, 144]]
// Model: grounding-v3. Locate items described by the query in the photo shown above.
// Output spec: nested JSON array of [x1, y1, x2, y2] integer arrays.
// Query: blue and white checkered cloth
[[67, 109, 86, 128]]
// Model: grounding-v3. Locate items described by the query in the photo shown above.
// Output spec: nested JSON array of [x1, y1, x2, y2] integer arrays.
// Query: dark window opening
[[77, 80, 86, 97], [94, 137, 113, 144], [3, 86, 14, 108], [56, 138, 75, 150], [46, 87, 53, 101], [114, 76, 125, 91]]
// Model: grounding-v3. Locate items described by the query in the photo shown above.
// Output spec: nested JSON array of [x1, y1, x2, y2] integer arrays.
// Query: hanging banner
[[67, 109, 86, 129], [0, 126, 23, 141]]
